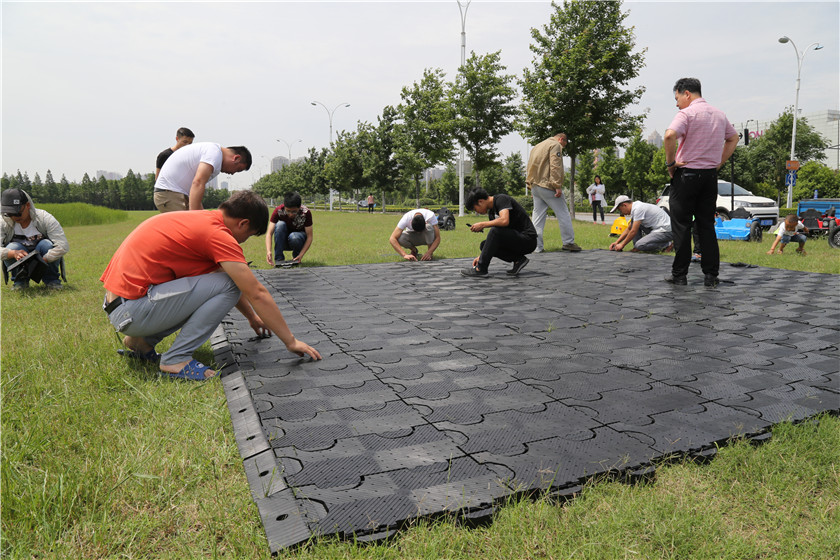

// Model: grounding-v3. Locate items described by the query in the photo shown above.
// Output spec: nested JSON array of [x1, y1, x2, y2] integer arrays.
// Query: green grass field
[[2, 208, 838, 559]]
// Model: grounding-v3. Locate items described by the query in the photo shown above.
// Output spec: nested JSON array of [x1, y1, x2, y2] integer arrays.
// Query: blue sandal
[[117, 348, 161, 363], [160, 359, 215, 381]]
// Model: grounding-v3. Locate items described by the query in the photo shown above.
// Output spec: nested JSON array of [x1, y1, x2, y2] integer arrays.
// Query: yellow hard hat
[[610, 216, 628, 236]]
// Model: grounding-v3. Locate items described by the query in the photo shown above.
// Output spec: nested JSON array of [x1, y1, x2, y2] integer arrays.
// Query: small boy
[[767, 214, 809, 255]]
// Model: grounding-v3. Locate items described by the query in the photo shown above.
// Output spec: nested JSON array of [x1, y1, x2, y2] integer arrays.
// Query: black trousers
[[592, 201, 604, 222], [669, 167, 720, 277], [477, 227, 537, 271]]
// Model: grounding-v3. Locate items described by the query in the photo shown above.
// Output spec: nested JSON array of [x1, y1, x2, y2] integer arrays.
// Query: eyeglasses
[[2, 211, 21, 218]]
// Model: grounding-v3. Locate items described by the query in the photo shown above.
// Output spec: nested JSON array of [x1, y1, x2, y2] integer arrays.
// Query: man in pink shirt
[[663, 78, 738, 287]]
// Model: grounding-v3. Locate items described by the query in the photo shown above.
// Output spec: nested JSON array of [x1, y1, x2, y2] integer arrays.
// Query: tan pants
[[154, 190, 189, 213]]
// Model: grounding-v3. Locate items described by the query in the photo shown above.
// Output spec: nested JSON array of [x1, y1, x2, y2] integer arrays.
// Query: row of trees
[[573, 109, 836, 207], [0, 169, 231, 210], [255, 0, 646, 209], [5, 1, 836, 211]]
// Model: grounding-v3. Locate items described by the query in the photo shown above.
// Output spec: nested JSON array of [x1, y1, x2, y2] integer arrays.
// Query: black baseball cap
[[2, 188, 28, 215]]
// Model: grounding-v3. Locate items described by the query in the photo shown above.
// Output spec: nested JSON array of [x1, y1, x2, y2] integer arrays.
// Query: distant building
[[95, 170, 123, 181], [207, 175, 218, 190], [220, 180, 230, 190], [646, 130, 663, 149], [271, 156, 289, 173], [732, 109, 839, 170]]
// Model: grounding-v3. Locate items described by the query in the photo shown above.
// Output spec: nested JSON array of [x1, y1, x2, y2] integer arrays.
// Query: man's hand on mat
[[285, 338, 322, 361], [249, 316, 271, 338]]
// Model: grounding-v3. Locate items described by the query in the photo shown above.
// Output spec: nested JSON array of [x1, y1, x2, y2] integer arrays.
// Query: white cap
[[610, 195, 631, 213]]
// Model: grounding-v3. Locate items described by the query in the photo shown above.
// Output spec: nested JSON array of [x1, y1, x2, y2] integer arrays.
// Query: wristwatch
[[666, 161, 676, 167]]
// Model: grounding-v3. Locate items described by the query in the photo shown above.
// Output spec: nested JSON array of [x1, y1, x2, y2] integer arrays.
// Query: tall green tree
[[647, 146, 671, 200], [575, 149, 596, 200], [501, 152, 527, 196], [520, 0, 645, 211], [595, 146, 625, 202], [796, 161, 840, 200], [450, 51, 519, 187], [358, 106, 401, 211], [748, 110, 828, 200], [43, 170, 58, 202], [623, 129, 656, 201], [324, 129, 364, 207], [30, 173, 44, 201], [396, 68, 455, 206], [58, 174, 71, 203]]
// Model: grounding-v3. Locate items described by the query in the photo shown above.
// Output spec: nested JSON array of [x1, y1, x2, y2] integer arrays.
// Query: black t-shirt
[[156, 148, 174, 170], [490, 194, 536, 236]]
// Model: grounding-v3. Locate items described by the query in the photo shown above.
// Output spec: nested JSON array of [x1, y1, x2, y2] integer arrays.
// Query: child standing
[[767, 214, 809, 255]]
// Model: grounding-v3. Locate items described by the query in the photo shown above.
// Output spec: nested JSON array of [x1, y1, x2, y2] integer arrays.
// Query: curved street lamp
[[456, 0, 471, 217], [778, 36, 823, 208], [311, 101, 351, 211], [276, 138, 302, 168]]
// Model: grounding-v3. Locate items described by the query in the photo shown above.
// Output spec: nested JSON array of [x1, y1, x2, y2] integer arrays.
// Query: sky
[[2, 0, 838, 190]]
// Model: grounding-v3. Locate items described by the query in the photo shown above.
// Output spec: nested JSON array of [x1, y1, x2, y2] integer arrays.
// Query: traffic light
[[744, 128, 750, 146]]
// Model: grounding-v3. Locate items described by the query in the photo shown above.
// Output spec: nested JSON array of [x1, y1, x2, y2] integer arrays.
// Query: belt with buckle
[[104, 296, 125, 314]]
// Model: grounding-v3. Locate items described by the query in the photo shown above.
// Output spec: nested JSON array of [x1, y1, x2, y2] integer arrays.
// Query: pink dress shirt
[[667, 98, 737, 169]]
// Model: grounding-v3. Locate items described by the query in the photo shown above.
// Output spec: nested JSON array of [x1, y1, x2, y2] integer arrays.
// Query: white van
[[656, 180, 779, 228]]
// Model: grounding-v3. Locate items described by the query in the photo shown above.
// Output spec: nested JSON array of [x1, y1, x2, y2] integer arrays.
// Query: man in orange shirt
[[100, 190, 321, 380]]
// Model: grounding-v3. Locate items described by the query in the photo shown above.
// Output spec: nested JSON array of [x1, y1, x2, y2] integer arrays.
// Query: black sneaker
[[507, 257, 530, 275], [461, 266, 488, 278], [704, 274, 719, 287], [665, 274, 687, 285]]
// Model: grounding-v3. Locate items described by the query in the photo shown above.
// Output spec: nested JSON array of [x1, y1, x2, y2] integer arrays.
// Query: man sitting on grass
[[389, 208, 441, 261], [767, 214, 809, 255], [100, 190, 321, 380], [608, 195, 674, 253], [461, 187, 537, 277], [1, 188, 69, 291]]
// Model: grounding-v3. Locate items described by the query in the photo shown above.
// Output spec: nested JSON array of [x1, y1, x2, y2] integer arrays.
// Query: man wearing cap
[[608, 196, 673, 253], [664, 78, 738, 286], [154, 142, 252, 212], [1, 188, 69, 291], [389, 208, 441, 261], [525, 132, 581, 253]]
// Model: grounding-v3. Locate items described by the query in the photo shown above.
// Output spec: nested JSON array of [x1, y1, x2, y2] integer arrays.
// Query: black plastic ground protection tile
[[614, 401, 771, 455], [472, 425, 659, 492], [436, 400, 604, 455], [218, 255, 839, 551], [266, 411, 427, 453], [563, 382, 706, 426], [254, 380, 399, 422], [510, 355, 611, 381], [666, 367, 789, 401], [718, 382, 839, 423], [298, 456, 508, 539], [405, 381, 554, 424], [521, 366, 654, 401], [382, 366, 518, 399]]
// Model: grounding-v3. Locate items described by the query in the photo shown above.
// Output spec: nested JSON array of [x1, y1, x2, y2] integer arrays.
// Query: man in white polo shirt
[[608, 195, 673, 253], [389, 208, 441, 261], [154, 142, 252, 212]]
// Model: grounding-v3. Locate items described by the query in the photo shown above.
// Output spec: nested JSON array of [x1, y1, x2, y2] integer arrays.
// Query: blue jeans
[[273, 222, 306, 262], [3, 240, 61, 285], [104, 272, 241, 366]]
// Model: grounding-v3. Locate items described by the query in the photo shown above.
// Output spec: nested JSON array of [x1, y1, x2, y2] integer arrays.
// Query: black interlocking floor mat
[[212, 251, 839, 552]]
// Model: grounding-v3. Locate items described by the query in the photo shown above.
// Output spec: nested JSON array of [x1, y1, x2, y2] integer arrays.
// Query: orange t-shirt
[[100, 210, 246, 299]]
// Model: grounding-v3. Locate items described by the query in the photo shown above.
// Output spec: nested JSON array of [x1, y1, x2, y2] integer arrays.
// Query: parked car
[[656, 180, 779, 228]]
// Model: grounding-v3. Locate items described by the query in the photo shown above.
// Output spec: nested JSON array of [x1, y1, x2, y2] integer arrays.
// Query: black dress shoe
[[704, 274, 719, 287], [665, 274, 687, 285]]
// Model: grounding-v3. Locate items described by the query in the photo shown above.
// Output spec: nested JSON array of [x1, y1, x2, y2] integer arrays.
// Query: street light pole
[[311, 101, 351, 211], [276, 138, 302, 169], [456, 0, 470, 217], [778, 36, 823, 208]]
